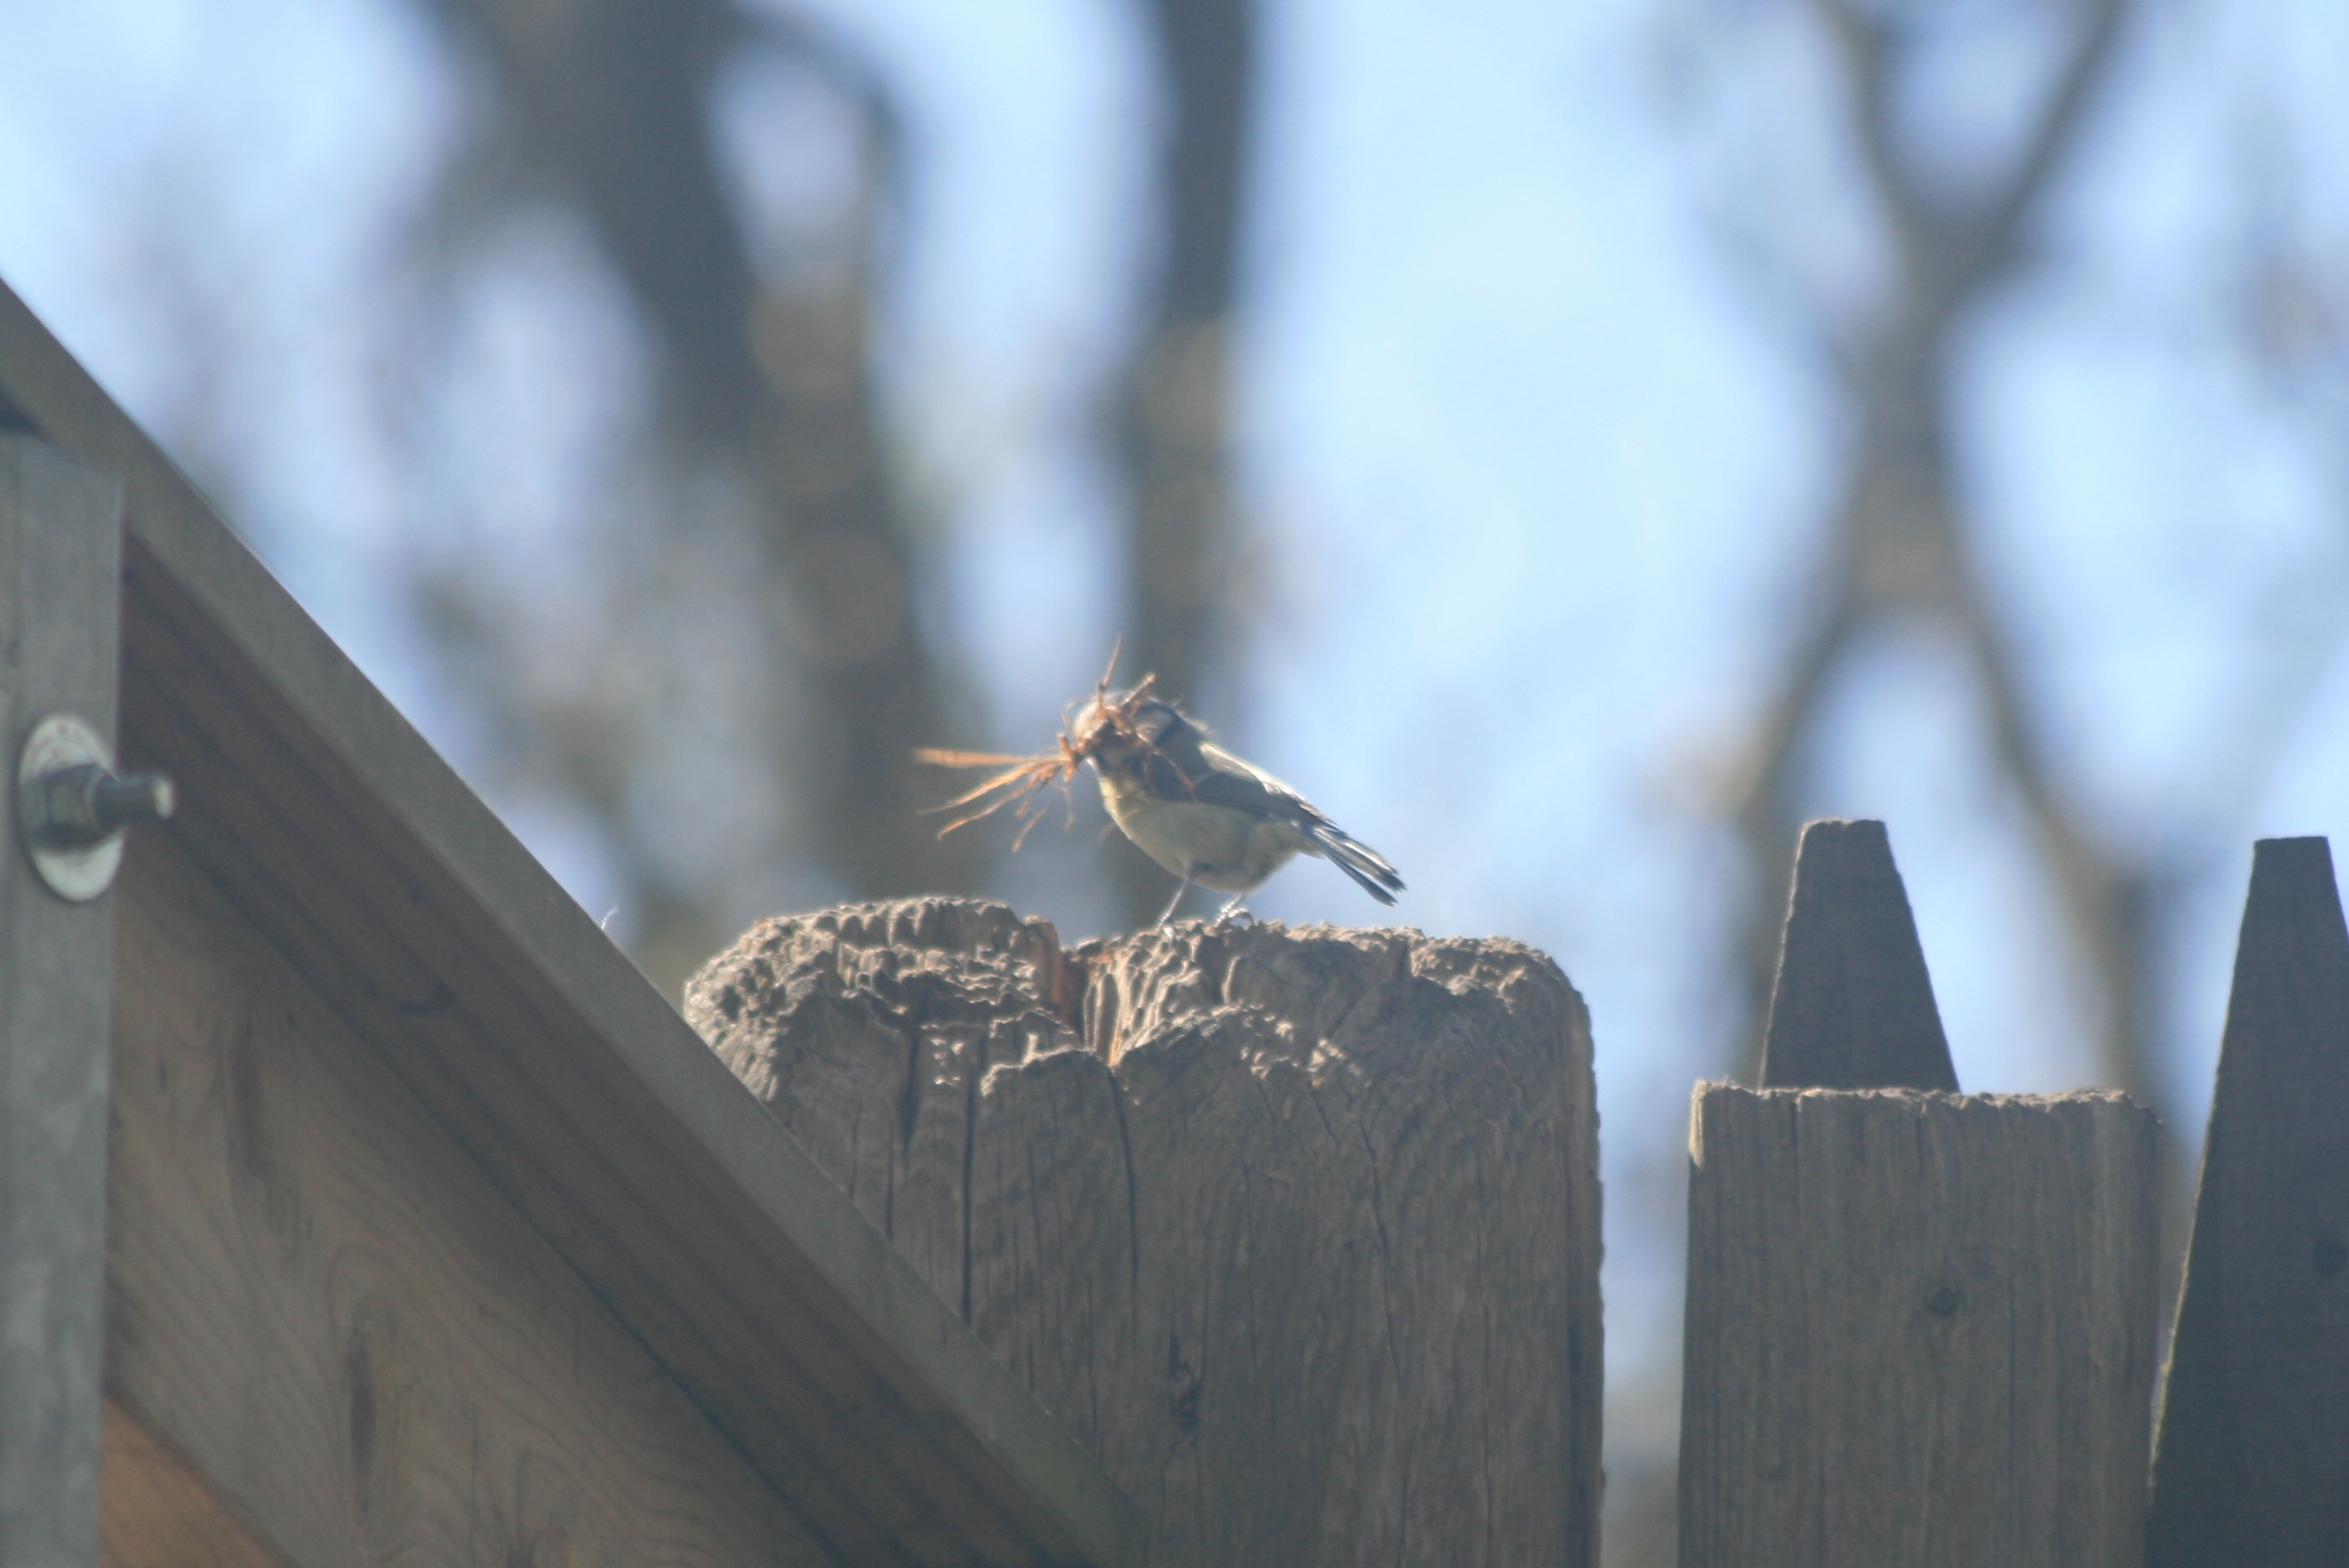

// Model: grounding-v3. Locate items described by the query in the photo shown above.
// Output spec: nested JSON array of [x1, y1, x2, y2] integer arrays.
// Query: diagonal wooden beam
[[1, 272, 1145, 1568]]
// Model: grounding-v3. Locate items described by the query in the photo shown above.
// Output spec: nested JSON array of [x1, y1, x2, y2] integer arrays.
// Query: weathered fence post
[[1679, 818, 2162, 1567], [686, 903, 1605, 1568], [2146, 836, 2349, 1563]]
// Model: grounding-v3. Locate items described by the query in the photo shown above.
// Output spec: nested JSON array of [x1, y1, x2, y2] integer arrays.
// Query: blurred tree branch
[[1715, 0, 2154, 1097], [397, 0, 979, 987]]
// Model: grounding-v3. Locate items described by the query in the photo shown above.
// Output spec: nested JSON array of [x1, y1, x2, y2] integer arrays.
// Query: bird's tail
[[1308, 824, 1404, 906]]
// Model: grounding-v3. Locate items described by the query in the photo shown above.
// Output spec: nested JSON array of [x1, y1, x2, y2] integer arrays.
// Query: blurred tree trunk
[[1109, 0, 1257, 928], [403, 0, 979, 989]]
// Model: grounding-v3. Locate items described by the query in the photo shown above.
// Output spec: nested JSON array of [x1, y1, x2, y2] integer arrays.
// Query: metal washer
[[18, 711, 124, 902]]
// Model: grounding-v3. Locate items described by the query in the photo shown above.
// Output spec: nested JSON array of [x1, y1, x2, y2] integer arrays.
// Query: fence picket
[[1760, 818, 1958, 1091], [2146, 836, 2349, 1564]]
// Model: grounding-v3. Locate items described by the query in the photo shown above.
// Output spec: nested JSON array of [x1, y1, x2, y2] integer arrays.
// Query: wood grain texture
[[686, 901, 1604, 1568], [0, 432, 122, 1568], [2146, 837, 2349, 1565], [1760, 818, 1959, 1092], [1678, 1083, 2160, 1568], [106, 830, 832, 1568]]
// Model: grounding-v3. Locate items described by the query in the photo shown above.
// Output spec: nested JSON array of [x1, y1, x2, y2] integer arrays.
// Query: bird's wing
[[1201, 744, 1403, 896], [1139, 732, 1404, 902], [1139, 738, 1308, 819]]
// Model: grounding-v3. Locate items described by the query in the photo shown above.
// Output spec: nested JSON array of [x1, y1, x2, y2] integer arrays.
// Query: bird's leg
[[1215, 893, 1255, 925], [1157, 874, 1195, 925]]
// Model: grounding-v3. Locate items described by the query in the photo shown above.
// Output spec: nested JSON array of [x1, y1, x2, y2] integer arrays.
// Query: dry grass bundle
[[913, 650, 1160, 849]]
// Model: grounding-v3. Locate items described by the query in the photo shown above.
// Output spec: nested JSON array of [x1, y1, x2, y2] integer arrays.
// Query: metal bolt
[[90, 769, 175, 835], [28, 762, 175, 847], [16, 712, 177, 902]]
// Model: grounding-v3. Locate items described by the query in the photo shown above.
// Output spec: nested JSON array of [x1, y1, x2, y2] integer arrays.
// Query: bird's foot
[[1214, 897, 1257, 927]]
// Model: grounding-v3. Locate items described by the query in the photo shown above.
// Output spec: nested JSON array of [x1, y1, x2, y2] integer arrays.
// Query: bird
[[1073, 688, 1403, 924]]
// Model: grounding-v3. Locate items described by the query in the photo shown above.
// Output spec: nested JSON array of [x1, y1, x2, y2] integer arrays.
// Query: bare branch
[[1959, 0, 2130, 297], [1707, 0, 2154, 1103], [1806, 0, 1938, 277]]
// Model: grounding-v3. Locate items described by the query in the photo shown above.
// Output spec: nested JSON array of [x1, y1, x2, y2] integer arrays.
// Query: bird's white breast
[[1098, 776, 1309, 893]]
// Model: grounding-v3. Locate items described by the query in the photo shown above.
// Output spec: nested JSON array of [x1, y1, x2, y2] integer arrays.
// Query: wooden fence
[[675, 818, 2346, 1567], [1680, 818, 2349, 1566], [13, 266, 2337, 1568], [3, 281, 1143, 1568]]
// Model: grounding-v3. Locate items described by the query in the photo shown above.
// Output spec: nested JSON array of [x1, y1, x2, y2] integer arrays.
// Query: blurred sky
[[5, 0, 2348, 1541]]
